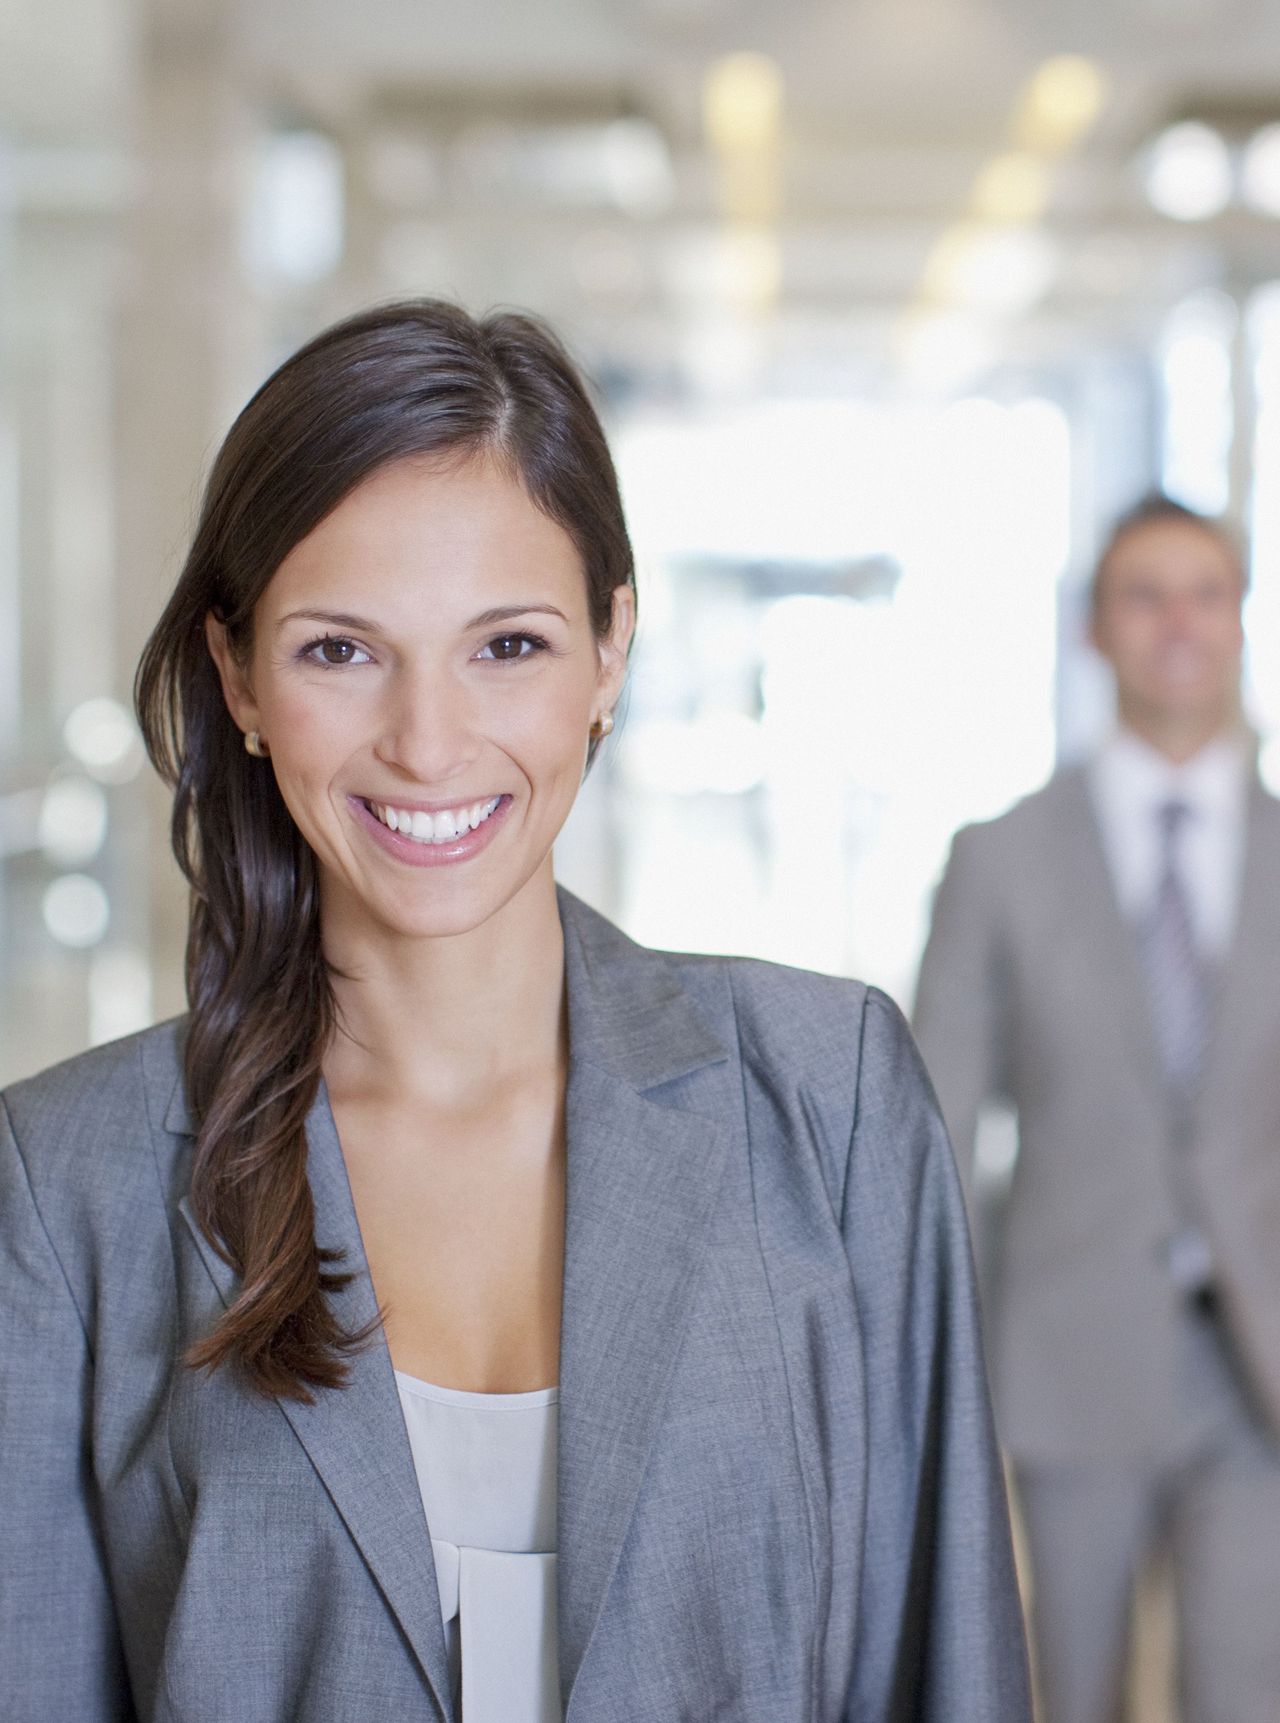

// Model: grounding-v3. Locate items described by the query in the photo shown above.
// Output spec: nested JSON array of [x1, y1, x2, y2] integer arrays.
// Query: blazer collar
[[553, 890, 733, 1706], [555, 885, 729, 1089], [160, 887, 726, 1136], [167, 888, 733, 1719], [175, 1085, 456, 1719]]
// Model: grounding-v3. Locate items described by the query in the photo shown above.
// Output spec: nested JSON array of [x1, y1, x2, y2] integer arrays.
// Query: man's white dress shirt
[[1088, 726, 1250, 962]]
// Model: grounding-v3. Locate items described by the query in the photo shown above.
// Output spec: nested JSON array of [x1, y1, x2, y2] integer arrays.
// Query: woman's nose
[[373, 667, 480, 784]]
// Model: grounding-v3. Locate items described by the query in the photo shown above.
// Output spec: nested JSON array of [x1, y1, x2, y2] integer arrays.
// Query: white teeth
[[369, 797, 500, 846]]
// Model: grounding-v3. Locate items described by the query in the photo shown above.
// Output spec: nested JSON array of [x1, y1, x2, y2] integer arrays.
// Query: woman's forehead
[[263, 454, 588, 620]]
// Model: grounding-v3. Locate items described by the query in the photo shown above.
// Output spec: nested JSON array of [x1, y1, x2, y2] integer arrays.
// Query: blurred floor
[[1130, 1565, 1177, 1723]]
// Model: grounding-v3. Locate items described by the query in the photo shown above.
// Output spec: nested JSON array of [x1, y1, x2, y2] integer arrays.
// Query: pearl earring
[[591, 710, 614, 740], [245, 730, 270, 758]]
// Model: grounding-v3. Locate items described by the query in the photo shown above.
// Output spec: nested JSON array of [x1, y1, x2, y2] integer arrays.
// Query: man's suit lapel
[[555, 891, 731, 1707], [1051, 768, 1169, 1107], [1050, 762, 1280, 1137], [171, 1086, 454, 1722], [1199, 776, 1280, 1112]]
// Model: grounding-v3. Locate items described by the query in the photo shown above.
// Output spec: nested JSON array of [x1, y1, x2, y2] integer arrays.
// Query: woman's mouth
[[350, 792, 512, 867], [365, 795, 502, 846]]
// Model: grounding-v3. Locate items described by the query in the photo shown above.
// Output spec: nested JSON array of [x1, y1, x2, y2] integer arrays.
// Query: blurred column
[[1227, 282, 1256, 528], [698, 53, 783, 393], [1245, 283, 1280, 765], [1, 140, 145, 1078], [0, 144, 21, 759], [114, 0, 247, 1021]]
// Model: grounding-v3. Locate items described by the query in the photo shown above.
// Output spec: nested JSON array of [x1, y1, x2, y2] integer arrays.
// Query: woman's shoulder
[[672, 951, 938, 1222], [2, 1017, 188, 1189], [1, 1021, 190, 1334], [681, 946, 878, 1069], [702, 958, 928, 1146], [560, 885, 905, 1092]]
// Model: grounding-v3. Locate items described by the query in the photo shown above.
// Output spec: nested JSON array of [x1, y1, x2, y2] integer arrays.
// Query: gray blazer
[[1, 889, 1028, 1722], [914, 766, 1280, 1464]]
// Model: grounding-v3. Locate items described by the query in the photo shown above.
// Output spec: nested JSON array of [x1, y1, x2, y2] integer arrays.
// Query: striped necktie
[[1139, 798, 1214, 1293], [1140, 799, 1209, 1100]]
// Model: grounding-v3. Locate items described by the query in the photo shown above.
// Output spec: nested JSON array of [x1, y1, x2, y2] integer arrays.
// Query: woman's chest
[[336, 1092, 566, 1392]]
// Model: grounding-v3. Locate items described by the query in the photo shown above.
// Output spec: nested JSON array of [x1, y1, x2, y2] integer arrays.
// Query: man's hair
[[1090, 491, 1247, 608]]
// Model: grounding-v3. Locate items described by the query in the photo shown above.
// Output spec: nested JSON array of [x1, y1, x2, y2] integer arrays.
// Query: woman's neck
[[321, 870, 568, 1110]]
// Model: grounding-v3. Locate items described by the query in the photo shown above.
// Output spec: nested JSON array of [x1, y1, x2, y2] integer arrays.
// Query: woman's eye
[[304, 635, 369, 666], [479, 633, 546, 662]]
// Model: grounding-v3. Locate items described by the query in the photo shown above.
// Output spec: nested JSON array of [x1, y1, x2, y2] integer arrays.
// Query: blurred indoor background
[[4, 0, 1280, 1090], [9, 1, 1280, 1713]]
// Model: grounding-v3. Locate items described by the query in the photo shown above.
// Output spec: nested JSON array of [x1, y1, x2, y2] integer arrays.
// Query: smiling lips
[[367, 796, 502, 847]]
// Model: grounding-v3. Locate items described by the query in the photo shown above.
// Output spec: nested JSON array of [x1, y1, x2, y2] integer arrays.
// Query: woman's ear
[[204, 613, 262, 739], [597, 584, 636, 710]]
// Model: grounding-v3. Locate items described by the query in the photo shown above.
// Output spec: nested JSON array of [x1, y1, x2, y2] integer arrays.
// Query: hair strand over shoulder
[[135, 299, 635, 1400]]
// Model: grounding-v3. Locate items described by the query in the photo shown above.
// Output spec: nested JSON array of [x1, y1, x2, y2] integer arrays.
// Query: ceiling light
[[1145, 121, 1233, 221], [703, 53, 783, 156], [923, 223, 1057, 316], [241, 129, 345, 287], [62, 696, 144, 783], [1015, 56, 1107, 156], [971, 153, 1051, 223], [43, 874, 110, 948], [38, 774, 108, 867], [601, 119, 676, 216], [1242, 123, 1280, 217]]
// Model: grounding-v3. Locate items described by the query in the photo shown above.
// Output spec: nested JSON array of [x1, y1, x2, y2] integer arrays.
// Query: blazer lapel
[[172, 1086, 454, 1722], [554, 891, 732, 1703]]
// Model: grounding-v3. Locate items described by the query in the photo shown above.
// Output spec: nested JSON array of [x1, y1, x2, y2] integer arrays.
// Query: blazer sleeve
[[0, 1097, 135, 1721], [911, 824, 1009, 1206], [841, 992, 1030, 1723]]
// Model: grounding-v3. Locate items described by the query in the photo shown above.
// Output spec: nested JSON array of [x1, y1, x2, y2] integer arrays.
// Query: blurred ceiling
[[5, 0, 1280, 384]]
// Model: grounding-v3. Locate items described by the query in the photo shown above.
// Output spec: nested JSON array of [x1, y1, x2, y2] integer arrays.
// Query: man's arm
[[911, 823, 1009, 1210]]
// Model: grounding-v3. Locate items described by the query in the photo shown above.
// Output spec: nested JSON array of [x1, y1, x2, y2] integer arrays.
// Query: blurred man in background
[[914, 496, 1280, 1723]]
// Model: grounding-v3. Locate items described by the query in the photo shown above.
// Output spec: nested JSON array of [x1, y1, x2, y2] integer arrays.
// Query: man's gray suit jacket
[[914, 766, 1280, 1464], [1, 889, 1029, 1722]]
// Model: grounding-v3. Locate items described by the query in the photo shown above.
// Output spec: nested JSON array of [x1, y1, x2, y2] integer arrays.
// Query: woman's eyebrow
[[467, 604, 569, 628], [276, 609, 383, 634], [276, 603, 570, 634]]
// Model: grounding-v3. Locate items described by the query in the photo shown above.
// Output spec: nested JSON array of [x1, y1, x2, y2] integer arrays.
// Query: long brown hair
[[135, 300, 635, 1401]]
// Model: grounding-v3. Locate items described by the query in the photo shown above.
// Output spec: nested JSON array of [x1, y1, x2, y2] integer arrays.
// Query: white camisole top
[[394, 1371, 561, 1722]]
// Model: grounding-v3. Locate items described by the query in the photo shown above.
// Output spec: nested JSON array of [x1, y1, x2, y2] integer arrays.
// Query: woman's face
[[207, 453, 633, 946]]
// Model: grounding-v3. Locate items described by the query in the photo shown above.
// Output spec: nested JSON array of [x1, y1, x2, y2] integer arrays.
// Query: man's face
[[1089, 517, 1245, 735]]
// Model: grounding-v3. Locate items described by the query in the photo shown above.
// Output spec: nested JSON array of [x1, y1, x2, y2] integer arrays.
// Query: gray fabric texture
[[1, 888, 1029, 1722], [1017, 1380, 1280, 1723], [913, 765, 1280, 1462]]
